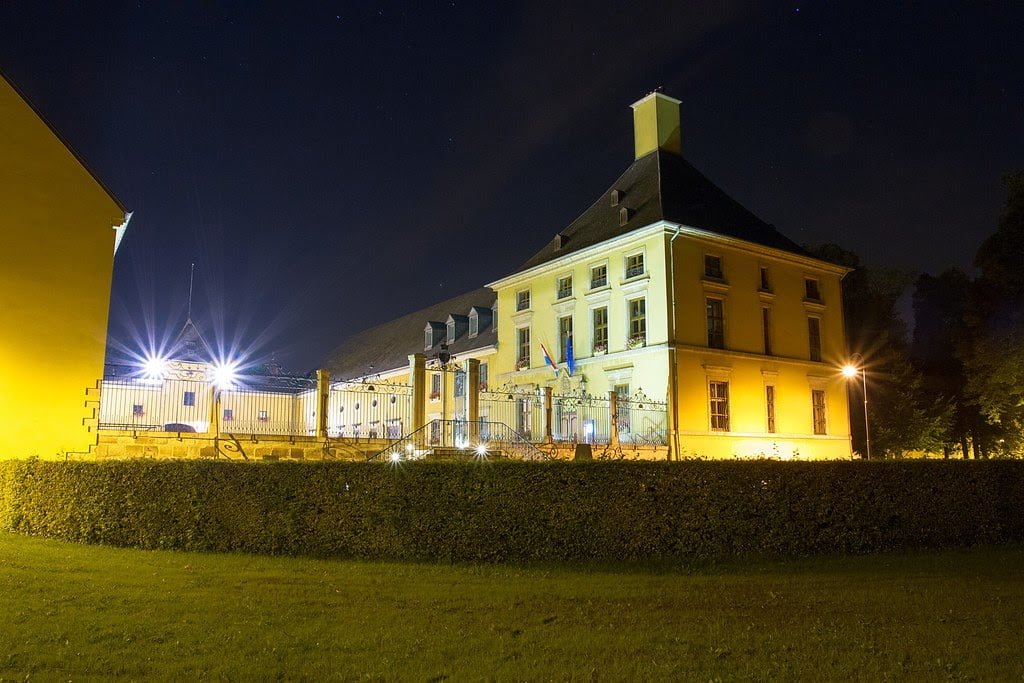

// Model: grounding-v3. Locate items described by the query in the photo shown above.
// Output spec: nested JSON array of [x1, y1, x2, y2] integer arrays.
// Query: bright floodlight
[[475, 443, 488, 456], [389, 451, 402, 463], [142, 355, 169, 379], [212, 360, 239, 389], [841, 364, 858, 378]]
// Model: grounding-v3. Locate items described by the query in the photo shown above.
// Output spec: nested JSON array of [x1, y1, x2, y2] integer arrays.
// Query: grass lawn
[[1, 534, 1022, 680]]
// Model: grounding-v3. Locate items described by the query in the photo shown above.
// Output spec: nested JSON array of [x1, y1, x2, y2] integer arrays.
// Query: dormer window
[[610, 189, 622, 206], [447, 320, 455, 343], [557, 275, 573, 300], [619, 206, 631, 226], [424, 321, 445, 350], [469, 311, 479, 337]]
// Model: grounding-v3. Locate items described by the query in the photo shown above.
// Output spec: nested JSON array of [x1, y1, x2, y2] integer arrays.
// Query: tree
[[961, 171, 1024, 456], [809, 245, 950, 457], [911, 269, 990, 457]]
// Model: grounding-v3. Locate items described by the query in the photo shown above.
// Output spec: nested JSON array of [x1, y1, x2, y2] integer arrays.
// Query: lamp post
[[842, 353, 871, 459]]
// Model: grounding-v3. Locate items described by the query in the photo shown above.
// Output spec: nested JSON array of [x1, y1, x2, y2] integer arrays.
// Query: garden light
[[212, 359, 240, 389], [142, 355, 169, 380]]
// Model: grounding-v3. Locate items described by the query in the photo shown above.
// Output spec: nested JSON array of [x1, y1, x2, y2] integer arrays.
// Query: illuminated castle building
[[326, 93, 853, 460]]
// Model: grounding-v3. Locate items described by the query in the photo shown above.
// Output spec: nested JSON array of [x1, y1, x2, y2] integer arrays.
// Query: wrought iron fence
[[219, 378, 317, 436], [552, 393, 613, 444], [479, 389, 545, 443], [99, 370, 320, 436], [618, 393, 669, 445], [98, 378, 214, 431], [328, 381, 412, 439]]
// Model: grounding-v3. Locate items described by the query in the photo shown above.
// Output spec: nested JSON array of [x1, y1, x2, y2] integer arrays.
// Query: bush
[[1, 459, 1023, 562]]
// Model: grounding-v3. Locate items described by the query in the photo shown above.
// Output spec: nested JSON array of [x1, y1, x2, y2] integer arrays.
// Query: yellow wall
[[0, 75, 125, 459], [668, 234, 852, 459]]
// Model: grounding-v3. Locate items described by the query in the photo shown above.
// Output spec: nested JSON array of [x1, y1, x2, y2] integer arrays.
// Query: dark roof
[[324, 287, 497, 379], [515, 150, 806, 273]]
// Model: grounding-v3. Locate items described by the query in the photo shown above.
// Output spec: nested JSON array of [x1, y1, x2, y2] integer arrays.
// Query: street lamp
[[842, 353, 871, 459]]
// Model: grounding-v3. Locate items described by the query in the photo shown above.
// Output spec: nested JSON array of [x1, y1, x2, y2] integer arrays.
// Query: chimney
[[630, 92, 682, 159]]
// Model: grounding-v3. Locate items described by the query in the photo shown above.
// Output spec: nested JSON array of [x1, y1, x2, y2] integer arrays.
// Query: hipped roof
[[515, 150, 806, 274]]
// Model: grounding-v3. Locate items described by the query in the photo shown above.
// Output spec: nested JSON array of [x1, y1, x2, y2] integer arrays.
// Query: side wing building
[[0, 72, 130, 459]]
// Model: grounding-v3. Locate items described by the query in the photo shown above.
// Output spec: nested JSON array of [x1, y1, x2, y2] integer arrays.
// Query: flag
[[540, 343, 559, 376], [566, 335, 576, 375]]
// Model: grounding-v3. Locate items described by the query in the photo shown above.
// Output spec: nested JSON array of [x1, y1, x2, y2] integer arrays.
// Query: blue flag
[[566, 335, 576, 375]]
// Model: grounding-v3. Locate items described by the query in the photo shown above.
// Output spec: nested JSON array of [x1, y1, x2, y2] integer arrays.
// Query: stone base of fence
[[93, 431, 389, 461]]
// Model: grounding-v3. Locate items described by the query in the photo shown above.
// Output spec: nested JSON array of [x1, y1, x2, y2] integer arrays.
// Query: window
[[516, 289, 531, 311], [182, 391, 195, 407], [812, 389, 827, 435], [424, 327, 433, 350], [592, 307, 608, 350], [808, 317, 822, 362], [704, 254, 723, 279], [558, 316, 573, 362], [805, 278, 821, 301], [765, 385, 776, 433], [446, 320, 455, 344], [223, 408, 233, 422], [706, 298, 725, 349], [590, 264, 607, 289], [454, 372, 465, 398], [760, 266, 771, 291], [430, 373, 441, 399], [479, 363, 488, 392], [492, 302, 498, 334], [628, 298, 646, 342], [258, 410, 269, 422], [132, 404, 144, 417], [517, 327, 531, 367], [625, 253, 644, 278], [557, 276, 573, 299], [709, 381, 730, 431], [762, 307, 772, 355], [469, 312, 478, 338]]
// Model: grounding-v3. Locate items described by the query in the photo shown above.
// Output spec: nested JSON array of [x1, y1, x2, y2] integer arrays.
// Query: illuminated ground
[[1, 533, 1022, 679]]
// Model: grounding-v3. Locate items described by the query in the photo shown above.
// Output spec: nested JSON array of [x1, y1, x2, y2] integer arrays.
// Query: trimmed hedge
[[1, 459, 1023, 562]]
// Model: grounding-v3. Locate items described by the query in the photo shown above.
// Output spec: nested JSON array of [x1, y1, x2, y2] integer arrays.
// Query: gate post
[[542, 386, 553, 443], [316, 369, 330, 439], [466, 358, 480, 444], [408, 353, 426, 433], [608, 390, 620, 447]]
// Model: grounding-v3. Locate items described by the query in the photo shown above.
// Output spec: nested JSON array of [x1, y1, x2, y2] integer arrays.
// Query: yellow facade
[[0, 74, 128, 458]]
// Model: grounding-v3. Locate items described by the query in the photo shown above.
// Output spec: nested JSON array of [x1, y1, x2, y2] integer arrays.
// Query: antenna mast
[[187, 262, 195, 320]]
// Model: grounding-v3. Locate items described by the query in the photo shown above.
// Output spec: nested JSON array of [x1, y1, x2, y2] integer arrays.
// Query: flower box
[[515, 358, 530, 371], [626, 335, 646, 350], [592, 342, 607, 356]]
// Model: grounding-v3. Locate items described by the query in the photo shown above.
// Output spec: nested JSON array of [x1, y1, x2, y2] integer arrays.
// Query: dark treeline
[[813, 171, 1024, 458]]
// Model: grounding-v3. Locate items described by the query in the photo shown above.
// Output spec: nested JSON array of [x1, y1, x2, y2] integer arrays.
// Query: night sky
[[2, 2, 1021, 372]]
